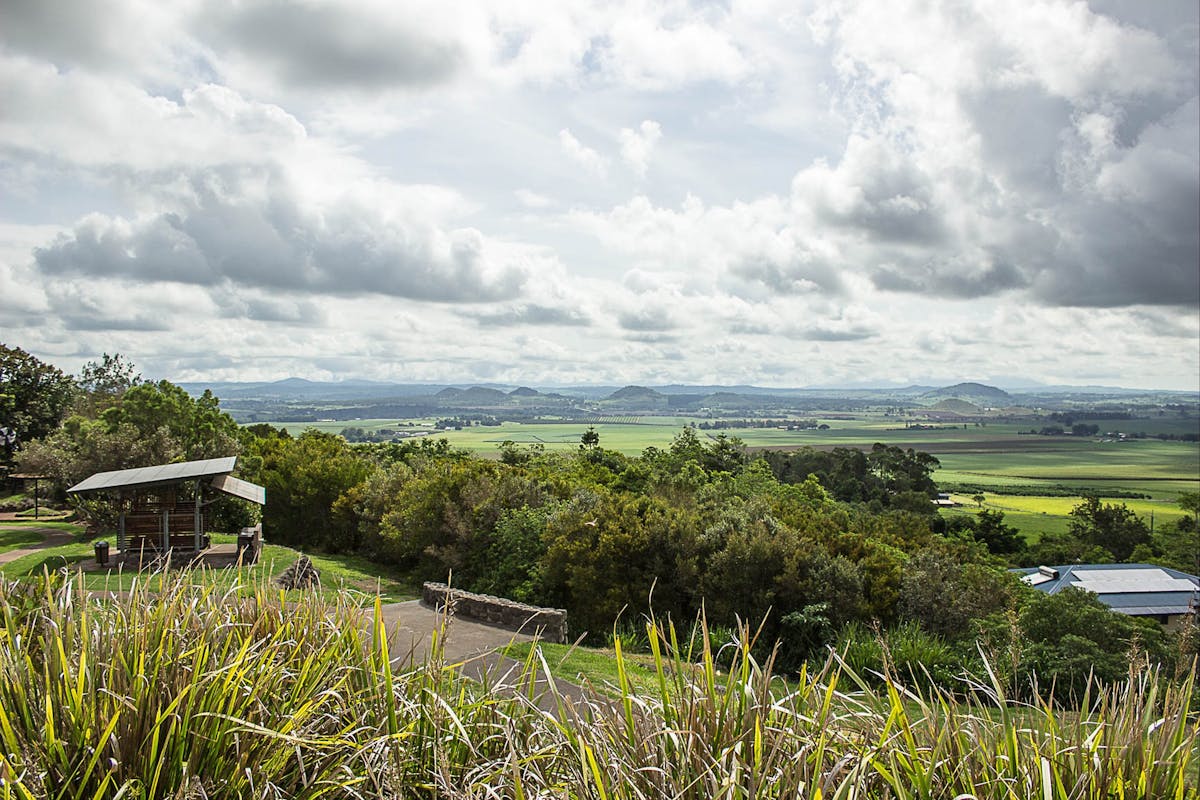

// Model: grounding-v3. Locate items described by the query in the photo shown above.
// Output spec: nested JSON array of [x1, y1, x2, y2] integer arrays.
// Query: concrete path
[[374, 600, 592, 710]]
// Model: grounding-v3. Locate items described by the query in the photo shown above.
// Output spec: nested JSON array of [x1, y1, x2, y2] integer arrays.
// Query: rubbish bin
[[94, 540, 109, 566], [237, 532, 255, 561]]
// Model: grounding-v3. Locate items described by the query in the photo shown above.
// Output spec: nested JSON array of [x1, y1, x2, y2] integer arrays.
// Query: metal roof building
[[1014, 563, 1199, 628], [68, 457, 265, 559]]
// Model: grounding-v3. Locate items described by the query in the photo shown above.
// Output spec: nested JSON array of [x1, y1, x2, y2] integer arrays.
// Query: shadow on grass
[[0, 527, 44, 553]]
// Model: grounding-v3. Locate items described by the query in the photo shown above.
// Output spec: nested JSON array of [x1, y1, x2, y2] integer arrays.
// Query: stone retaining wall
[[422, 582, 568, 643]]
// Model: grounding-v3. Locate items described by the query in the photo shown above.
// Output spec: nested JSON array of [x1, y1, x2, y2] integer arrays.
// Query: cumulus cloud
[[618, 305, 676, 332], [33, 169, 532, 302], [209, 285, 327, 325], [559, 129, 608, 176], [570, 195, 845, 300], [0, 0, 187, 83], [468, 303, 592, 327], [794, 325, 876, 342], [796, 0, 1200, 307], [597, 8, 753, 89], [619, 120, 662, 178], [0, 62, 307, 171], [791, 136, 946, 245], [0, 0, 1196, 389], [44, 280, 204, 332], [1, 66, 541, 305], [197, 0, 465, 92]]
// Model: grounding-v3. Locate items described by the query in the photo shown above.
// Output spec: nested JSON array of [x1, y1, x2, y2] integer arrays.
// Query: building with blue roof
[[1013, 563, 1199, 632]]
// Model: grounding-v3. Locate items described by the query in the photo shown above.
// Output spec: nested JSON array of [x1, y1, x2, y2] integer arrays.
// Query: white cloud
[[598, 8, 753, 90], [618, 120, 662, 178], [558, 128, 608, 176], [514, 189, 553, 208]]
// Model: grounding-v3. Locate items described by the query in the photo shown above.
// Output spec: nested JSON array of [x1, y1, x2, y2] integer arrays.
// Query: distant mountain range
[[177, 378, 1193, 406]]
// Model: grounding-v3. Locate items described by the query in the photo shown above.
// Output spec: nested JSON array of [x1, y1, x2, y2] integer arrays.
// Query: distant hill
[[606, 385, 664, 401], [921, 382, 1011, 406], [452, 386, 509, 403], [509, 386, 540, 397], [929, 398, 983, 415]]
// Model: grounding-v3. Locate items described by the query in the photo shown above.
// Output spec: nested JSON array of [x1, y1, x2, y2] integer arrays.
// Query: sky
[[1, 0, 1198, 391]]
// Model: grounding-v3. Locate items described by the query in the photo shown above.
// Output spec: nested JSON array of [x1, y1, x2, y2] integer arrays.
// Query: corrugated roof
[[68, 457, 238, 493], [1113, 606, 1188, 616], [1014, 563, 1200, 617], [1075, 576, 1196, 594]]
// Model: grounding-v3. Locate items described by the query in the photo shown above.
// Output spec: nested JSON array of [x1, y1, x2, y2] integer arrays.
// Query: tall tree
[[0, 344, 76, 466], [76, 353, 141, 415], [1067, 496, 1151, 562], [243, 430, 371, 552]]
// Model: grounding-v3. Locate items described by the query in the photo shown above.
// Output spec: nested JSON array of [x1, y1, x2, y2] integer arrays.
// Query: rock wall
[[422, 582, 568, 643]]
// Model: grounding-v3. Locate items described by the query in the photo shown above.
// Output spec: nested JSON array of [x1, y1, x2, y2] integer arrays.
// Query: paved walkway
[[374, 600, 591, 709]]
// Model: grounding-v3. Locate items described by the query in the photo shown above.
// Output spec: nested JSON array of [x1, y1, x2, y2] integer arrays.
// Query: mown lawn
[[0, 532, 420, 603], [0, 526, 46, 554], [503, 641, 665, 697], [0, 519, 84, 533]]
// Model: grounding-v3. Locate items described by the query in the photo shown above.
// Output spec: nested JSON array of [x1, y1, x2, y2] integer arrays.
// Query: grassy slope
[[0, 526, 45, 554], [0, 520, 87, 554], [0, 531, 419, 603], [504, 641, 665, 697], [0, 520, 84, 532]]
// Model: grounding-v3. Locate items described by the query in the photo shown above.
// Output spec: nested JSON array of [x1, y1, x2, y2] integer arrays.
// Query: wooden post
[[194, 479, 202, 551]]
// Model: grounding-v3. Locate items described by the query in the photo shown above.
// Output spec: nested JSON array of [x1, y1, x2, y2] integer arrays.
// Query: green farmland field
[[270, 418, 711, 453]]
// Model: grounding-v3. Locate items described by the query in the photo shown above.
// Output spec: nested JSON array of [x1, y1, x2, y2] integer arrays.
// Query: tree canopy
[[0, 344, 76, 466]]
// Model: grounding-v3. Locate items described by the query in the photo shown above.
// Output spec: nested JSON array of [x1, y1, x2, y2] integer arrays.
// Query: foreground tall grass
[[0, 569, 1194, 798]]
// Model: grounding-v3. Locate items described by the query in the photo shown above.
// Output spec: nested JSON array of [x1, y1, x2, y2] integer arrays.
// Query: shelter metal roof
[[68, 457, 238, 494]]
